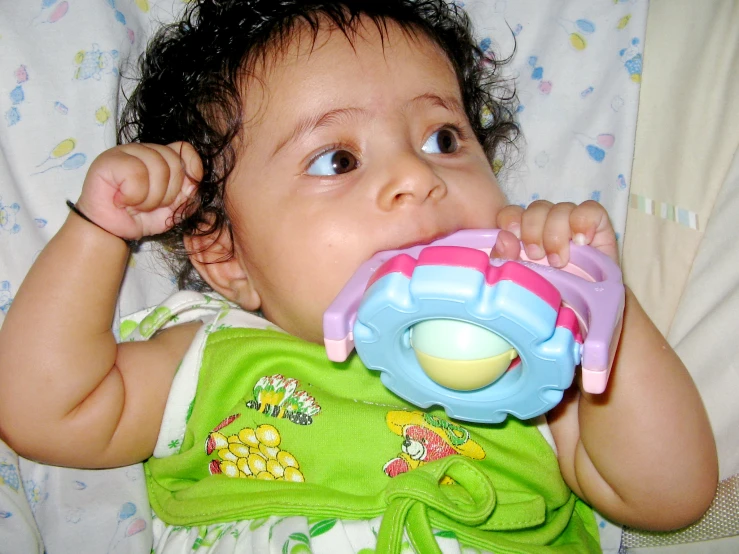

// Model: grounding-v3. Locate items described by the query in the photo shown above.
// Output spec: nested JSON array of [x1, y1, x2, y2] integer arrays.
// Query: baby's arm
[[495, 201, 718, 531], [0, 143, 202, 468]]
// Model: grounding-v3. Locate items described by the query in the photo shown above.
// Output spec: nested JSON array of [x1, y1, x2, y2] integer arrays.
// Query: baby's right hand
[[75, 142, 202, 241]]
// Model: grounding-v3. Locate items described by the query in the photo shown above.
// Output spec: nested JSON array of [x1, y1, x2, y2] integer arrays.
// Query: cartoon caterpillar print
[[245, 374, 321, 425]]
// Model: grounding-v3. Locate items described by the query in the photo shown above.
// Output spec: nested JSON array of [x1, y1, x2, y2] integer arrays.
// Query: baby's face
[[225, 20, 507, 343]]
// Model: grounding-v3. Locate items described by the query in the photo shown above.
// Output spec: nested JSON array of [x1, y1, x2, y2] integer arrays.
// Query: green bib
[[145, 327, 600, 553]]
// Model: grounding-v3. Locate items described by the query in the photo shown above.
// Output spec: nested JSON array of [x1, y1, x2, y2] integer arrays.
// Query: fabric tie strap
[[377, 456, 497, 553]]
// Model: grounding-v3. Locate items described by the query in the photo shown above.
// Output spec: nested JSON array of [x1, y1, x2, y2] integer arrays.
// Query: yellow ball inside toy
[[410, 319, 518, 391]]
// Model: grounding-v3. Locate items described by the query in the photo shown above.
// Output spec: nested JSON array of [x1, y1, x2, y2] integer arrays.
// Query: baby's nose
[[377, 151, 447, 210]]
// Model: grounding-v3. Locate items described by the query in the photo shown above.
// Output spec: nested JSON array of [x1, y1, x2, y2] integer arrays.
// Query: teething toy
[[323, 229, 624, 423]]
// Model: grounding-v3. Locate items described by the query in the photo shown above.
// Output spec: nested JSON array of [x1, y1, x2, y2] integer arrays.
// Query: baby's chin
[[262, 306, 327, 345], [293, 323, 326, 345], [293, 325, 326, 346]]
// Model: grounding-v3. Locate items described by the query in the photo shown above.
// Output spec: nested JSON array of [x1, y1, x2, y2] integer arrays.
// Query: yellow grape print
[[206, 423, 304, 482]]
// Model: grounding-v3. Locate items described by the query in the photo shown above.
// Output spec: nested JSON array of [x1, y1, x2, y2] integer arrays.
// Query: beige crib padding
[[620, 2, 739, 550], [624, 0, 739, 479], [623, 158, 739, 551], [668, 149, 739, 480], [622, 0, 739, 336]]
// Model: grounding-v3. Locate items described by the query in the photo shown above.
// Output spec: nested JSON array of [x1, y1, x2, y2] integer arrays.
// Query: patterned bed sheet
[[0, 1, 647, 552]]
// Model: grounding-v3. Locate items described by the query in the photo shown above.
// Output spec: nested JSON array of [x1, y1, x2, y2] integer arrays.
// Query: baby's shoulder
[[118, 290, 274, 343]]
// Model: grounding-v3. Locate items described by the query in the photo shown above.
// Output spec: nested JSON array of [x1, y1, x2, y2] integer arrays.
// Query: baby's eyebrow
[[270, 92, 465, 158], [404, 92, 466, 117], [271, 107, 368, 157]]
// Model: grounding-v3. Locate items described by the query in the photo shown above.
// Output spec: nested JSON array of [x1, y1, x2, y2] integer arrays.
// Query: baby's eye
[[421, 128, 459, 155], [306, 149, 358, 176]]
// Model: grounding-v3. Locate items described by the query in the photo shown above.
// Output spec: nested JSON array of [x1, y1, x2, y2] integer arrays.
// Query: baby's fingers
[[541, 202, 577, 267], [165, 141, 203, 208], [519, 200, 555, 261], [569, 200, 618, 263], [145, 142, 202, 217], [496, 204, 524, 239], [494, 204, 524, 259], [103, 144, 165, 213], [496, 200, 619, 268], [125, 142, 202, 237], [113, 143, 186, 212]]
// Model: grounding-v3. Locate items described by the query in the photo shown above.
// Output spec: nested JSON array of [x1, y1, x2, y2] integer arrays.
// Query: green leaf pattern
[[309, 519, 336, 537], [148, 515, 477, 552]]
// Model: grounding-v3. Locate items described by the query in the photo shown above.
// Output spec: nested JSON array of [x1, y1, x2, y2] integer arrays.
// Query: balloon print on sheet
[[107, 502, 147, 553], [33, 0, 69, 25], [106, 0, 151, 44], [557, 17, 595, 51], [617, 14, 632, 30], [33, 138, 87, 175], [575, 132, 615, 163]]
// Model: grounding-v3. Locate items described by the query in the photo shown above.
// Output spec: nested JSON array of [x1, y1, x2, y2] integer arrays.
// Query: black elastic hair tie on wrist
[[65, 200, 139, 249]]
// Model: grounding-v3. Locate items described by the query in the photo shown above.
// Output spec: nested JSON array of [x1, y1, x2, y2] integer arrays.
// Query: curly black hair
[[118, 0, 518, 290]]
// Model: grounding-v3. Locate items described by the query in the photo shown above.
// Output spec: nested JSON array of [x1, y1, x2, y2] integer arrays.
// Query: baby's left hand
[[493, 200, 619, 267]]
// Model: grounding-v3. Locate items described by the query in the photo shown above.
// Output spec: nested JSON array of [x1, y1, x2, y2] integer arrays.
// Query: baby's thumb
[[492, 229, 522, 260], [170, 141, 203, 221], [171, 141, 203, 194]]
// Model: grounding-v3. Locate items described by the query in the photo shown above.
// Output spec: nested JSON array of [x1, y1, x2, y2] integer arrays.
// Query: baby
[[0, 0, 717, 552]]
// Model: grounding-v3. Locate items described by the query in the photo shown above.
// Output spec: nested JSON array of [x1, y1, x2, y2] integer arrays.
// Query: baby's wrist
[[65, 200, 139, 249]]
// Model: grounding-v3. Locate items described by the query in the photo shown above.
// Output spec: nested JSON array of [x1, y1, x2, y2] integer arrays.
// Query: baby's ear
[[185, 228, 261, 311]]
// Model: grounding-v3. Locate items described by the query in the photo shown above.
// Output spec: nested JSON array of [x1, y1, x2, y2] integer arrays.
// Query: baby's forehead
[[248, 16, 452, 82], [240, 23, 462, 130]]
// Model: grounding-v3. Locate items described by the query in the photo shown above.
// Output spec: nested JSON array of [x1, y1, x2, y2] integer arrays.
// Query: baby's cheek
[[291, 274, 344, 344], [307, 260, 366, 343]]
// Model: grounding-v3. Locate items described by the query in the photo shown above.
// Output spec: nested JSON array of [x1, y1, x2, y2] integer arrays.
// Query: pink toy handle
[[323, 229, 624, 393]]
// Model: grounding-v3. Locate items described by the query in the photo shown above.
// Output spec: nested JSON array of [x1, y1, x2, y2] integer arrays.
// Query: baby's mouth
[[383, 228, 463, 255]]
